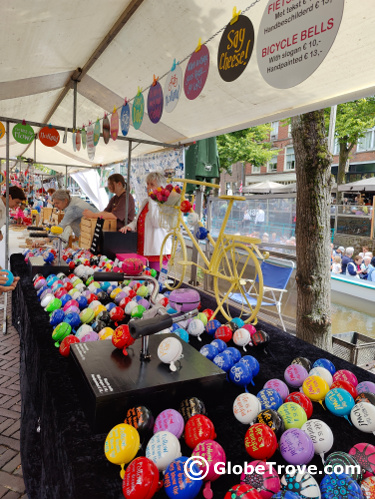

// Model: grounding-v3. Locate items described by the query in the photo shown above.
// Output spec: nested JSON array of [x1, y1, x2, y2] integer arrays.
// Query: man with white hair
[[341, 247, 354, 275]]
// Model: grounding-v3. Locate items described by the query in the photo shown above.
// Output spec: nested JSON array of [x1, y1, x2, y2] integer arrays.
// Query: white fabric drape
[[71, 170, 108, 211]]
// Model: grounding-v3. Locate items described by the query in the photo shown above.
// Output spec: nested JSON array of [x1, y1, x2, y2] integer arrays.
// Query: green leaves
[[216, 124, 277, 172]]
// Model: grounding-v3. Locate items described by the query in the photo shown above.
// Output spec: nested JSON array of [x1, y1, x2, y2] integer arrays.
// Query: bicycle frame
[[171, 178, 265, 276]]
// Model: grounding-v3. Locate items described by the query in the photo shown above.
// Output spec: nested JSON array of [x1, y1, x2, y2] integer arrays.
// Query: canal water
[[331, 303, 375, 338]]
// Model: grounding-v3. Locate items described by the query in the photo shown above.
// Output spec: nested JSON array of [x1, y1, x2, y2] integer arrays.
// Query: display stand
[[27, 256, 69, 278], [70, 334, 226, 432]]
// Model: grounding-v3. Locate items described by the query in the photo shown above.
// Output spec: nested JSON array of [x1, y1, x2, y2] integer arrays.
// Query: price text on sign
[[257, 0, 345, 89]]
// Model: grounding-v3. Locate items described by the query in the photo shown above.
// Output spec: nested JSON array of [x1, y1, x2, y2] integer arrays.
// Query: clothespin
[[113, 106, 117, 114], [137, 87, 142, 95], [195, 38, 202, 52], [171, 59, 177, 71], [124, 98, 128, 106], [104, 112, 107, 118], [230, 6, 241, 24], [152, 75, 159, 86], [22, 119, 26, 125], [48, 123, 53, 129]]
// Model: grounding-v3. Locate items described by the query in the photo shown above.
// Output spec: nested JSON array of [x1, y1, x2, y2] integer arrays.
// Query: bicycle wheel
[[212, 242, 263, 324], [159, 231, 187, 290]]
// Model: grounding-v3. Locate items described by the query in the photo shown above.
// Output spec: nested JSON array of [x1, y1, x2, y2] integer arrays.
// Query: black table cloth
[[11, 254, 375, 499]]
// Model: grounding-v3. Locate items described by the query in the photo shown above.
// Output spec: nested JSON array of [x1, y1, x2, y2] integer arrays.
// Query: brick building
[[220, 122, 375, 194]]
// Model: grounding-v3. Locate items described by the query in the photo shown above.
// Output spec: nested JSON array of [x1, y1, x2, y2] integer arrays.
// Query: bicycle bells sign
[[218, 10, 255, 82], [39, 125, 60, 147], [13, 122, 34, 144]]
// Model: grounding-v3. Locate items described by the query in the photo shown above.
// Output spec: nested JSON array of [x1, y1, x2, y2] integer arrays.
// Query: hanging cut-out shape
[[86, 123, 96, 161], [121, 100, 130, 136], [132, 88, 144, 130], [217, 10, 255, 82], [111, 108, 119, 141], [76, 129, 81, 151], [147, 75, 163, 124], [72, 130, 76, 152], [63, 128, 68, 143], [81, 127, 87, 149], [184, 40, 210, 100], [93, 119, 101, 146], [0, 122, 5, 140], [103, 114, 110, 144], [164, 60, 182, 113], [12, 121, 34, 144], [39, 125, 60, 147]]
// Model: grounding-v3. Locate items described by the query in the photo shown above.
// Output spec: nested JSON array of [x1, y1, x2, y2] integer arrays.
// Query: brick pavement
[[0, 294, 26, 498]]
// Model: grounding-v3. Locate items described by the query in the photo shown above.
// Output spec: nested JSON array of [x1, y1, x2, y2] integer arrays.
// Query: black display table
[[10, 254, 375, 499]]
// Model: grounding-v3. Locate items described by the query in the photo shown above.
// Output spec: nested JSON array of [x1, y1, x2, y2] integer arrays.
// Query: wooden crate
[[79, 218, 116, 249]]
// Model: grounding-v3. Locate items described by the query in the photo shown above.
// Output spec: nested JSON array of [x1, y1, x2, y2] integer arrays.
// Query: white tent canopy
[[0, 0, 374, 173], [338, 177, 375, 192], [243, 181, 296, 194]]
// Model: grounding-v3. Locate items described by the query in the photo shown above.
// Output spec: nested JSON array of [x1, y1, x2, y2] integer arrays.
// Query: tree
[[332, 97, 375, 203], [216, 125, 276, 173], [291, 110, 332, 351]]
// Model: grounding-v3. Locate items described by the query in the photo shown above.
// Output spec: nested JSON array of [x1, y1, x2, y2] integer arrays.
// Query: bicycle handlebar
[[172, 177, 219, 190]]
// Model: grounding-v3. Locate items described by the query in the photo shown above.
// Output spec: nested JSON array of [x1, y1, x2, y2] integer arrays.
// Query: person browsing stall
[[0, 186, 25, 293], [119, 171, 171, 271], [82, 174, 135, 230], [52, 189, 97, 238]]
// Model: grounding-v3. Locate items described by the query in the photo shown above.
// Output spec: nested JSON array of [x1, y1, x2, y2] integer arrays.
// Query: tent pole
[[65, 166, 68, 188], [5, 121, 10, 271], [125, 140, 132, 226], [73, 80, 77, 131]]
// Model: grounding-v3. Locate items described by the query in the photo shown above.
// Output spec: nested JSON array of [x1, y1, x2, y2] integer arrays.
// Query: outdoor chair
[[229, 259, 295, 331]]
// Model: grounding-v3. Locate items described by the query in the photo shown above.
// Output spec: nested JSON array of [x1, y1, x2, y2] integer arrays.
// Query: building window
[[267, 154, 278, 172], [288, 124, 292, 138], [270, 121, 279, 140], [285, 146, 295, 171], [357, 127, 375, 152], [333, 139, 340, 155], [252, 165, 261, 174]]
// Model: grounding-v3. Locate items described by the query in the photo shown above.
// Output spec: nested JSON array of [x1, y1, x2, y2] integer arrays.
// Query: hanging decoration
[[121, 99, 130, 136], [0, 122, 5, 140], [103, 114, 110, 144], [0, 172, 5, 186], [12, 121, 34, 144], [72, 130, 77, 152], [81, 127, 87, 149], [217, 8, 254, 82], [39, 124, 60, 147], [110, 107, 119, 141], [86, 123, 96, 160], [147, 75, 163, 124], [184, 39, 210, 100], [76, 129, 81, 151], [164, 60, 182, 113], [132, 88, 144, 130], [93, 119, 101, 146]]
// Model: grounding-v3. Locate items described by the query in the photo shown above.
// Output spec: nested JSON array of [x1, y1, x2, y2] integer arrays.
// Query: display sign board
[[70, 335, 225, 432], [39, 126, 60, 147], [164, 65, 182, 113], [0, 122, 5, 140], [147, 80, 163, 124], [184, 44, 210, 100], [132, 92, 144, 130], [12, 123, 34, 144], [218, 14, 254, 82], [121, 102, 131, 136], [257, 0, 345, 89]]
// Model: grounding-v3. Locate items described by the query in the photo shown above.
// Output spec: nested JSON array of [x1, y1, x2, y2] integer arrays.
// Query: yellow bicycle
[[159, 178, 266, 324]]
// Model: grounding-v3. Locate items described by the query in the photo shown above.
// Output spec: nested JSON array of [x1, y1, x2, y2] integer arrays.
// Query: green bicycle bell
[[52, 322, 72, 347], [45, 298, 62, 313], [131, 305, 146, 319]]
